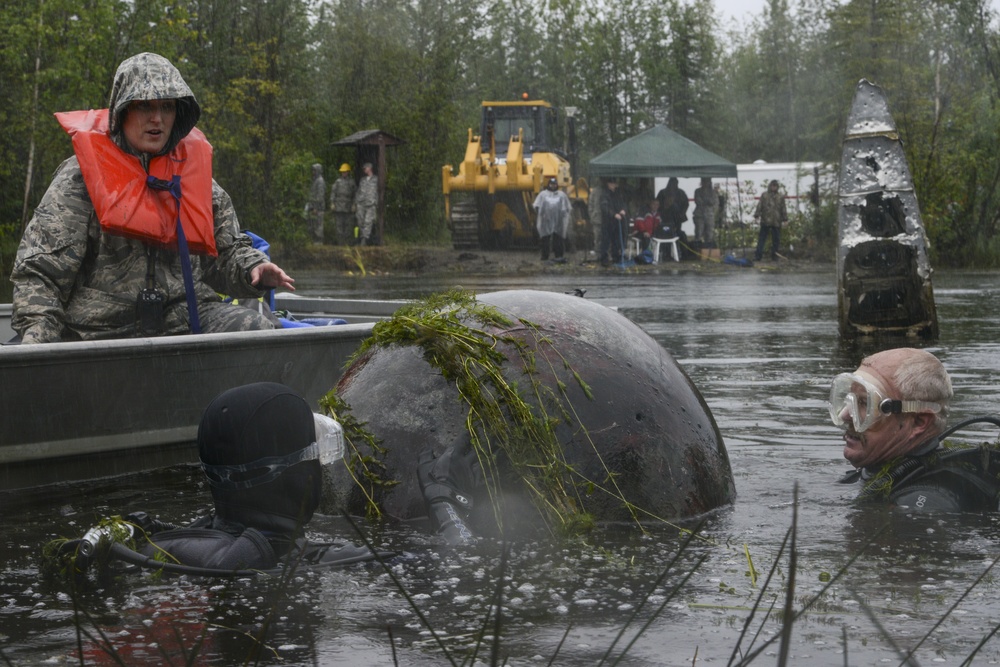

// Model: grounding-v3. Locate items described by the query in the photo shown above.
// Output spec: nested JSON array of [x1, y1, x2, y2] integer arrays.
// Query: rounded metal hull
[[327, 290, 735, 533]]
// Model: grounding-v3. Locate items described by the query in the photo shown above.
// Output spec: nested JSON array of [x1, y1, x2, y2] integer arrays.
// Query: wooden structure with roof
[[332, 129, 405, 244]]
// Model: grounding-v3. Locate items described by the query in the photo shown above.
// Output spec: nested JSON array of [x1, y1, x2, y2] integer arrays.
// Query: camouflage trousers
[[694, 213, 715, 244], [308, 209, 324, 243], [59, 299, 278, 341], [199, 300, 279, 333], [332, 211, 354, 245], [356, 205, 376, 243]]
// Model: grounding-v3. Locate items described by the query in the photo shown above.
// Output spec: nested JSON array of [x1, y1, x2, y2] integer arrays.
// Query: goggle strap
[[878, 398, 942, 416], [202, 442, 320, 491], [901, 399, 942, 415]]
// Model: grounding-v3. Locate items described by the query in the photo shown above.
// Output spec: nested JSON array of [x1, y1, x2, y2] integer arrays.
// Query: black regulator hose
[[107, 542, 266, 578], [63, 536, 390, 578], [939, 415, 1000, 439]]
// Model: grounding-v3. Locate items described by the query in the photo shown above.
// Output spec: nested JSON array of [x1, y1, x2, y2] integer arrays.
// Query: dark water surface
[[4, 264, 1000, 665]]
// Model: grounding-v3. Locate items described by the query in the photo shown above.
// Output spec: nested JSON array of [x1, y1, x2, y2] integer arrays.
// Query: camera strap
[[144, 245, 157, 290], [146, 174, 201, 333]]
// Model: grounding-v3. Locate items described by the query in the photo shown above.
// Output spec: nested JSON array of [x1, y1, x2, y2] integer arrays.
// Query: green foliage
[[41, 515, 137, 581], [319, 391, 399, 523], [5, 0, 1000, 272], [268, 153, 320, 247]]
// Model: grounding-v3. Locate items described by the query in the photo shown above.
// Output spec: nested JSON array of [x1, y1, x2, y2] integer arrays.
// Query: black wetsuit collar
[[837, 436, 942, 485]]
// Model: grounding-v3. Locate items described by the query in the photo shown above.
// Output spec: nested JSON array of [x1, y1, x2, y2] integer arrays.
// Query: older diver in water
[[832, 347, 1000, 511]]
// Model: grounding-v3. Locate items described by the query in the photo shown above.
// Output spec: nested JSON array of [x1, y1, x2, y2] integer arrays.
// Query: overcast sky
[[715, 0, 768, 24], [714, 0, 1000, 25]]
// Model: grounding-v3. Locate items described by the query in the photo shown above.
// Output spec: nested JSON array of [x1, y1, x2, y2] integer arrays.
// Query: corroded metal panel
[[837, 80, 938, 339]]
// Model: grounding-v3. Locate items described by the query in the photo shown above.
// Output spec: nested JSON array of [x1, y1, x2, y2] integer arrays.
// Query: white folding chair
[[650, 236, 680, 263], [627, 236, 642, 259]]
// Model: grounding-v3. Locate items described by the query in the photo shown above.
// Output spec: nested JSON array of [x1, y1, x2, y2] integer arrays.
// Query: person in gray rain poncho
[[532, 177, 572, 263], [11, 52, 294, 344]]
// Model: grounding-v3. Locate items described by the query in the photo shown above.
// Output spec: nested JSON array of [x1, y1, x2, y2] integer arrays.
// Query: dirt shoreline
[[272, 242, 832, 277]]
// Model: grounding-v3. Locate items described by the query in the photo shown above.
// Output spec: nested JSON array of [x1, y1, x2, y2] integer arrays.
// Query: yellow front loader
[[443, 99, 590, 250]]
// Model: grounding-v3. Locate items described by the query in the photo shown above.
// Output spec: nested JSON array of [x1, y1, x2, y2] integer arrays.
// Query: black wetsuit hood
[[198, 382, 321, 537]]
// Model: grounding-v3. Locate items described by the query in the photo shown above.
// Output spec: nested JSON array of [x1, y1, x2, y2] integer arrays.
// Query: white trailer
[[655, 161, 835, 236]]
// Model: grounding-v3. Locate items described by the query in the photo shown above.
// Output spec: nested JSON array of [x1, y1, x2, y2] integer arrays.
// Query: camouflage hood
[[107, 52, 201, 156]]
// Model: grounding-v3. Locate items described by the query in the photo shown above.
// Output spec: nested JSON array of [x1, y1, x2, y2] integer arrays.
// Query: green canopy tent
[[588, 124, 737, 179], [588, 125, 742, 262]]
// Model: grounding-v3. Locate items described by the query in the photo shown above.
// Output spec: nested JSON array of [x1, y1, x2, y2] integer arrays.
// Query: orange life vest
[[55, 108, 218, 256]]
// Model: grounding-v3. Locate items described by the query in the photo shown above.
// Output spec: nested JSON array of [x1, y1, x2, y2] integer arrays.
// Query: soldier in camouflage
[[306, 163, 326, 243], [354, 162, 378, 245], [693, 177, 719, 245], [753, 179, 788, 262], [329, 163, 356, 245], [10, 52, 294, 344]]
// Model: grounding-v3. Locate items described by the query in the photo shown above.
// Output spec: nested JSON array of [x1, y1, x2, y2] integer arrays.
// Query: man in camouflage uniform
[[354, 162, 378, 245], [306, 163, 326, 243], [10, 52, 294, 344], [714, 184, 728, 232], [693, 177, 719, 245], [753, 179, 788, 262], [329, 163, 356, 245]]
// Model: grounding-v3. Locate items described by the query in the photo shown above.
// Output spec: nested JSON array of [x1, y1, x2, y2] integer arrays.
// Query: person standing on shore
[[354, 162, 378, 245], [598, 178, 628, 266], [753, 179, 787, 261], [587, 180, 604, 257], [533, 177, 572, 263], [306, 163, 326, 244], [329, 163, 356, 245], [693, 177, 718, 245], [657, 177, 688, 239]]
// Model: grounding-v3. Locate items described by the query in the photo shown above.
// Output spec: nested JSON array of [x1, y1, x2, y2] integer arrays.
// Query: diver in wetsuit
[[60, 382, 481, 577], [830, 348, 1000, 512], [120, 382, 380, 574]]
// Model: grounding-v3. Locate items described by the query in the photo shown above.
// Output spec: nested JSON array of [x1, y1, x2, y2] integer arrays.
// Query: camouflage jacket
[[330, 176, 357, 213], [307, 174, 327, 209], [354, 175, 378, 208], [753, 190, 787, 227], [10, 53, 268, 343], [693, 185, 719, 221]]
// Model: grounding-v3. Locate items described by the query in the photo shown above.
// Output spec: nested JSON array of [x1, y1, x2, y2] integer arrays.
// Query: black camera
[[136, 287, 166, 335]]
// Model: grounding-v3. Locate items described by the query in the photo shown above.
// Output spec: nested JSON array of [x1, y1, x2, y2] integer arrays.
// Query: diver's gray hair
[[884, 348, 953, 429]]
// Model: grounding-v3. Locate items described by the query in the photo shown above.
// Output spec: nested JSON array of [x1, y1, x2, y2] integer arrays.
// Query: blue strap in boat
[[146, 175, 201, 333]]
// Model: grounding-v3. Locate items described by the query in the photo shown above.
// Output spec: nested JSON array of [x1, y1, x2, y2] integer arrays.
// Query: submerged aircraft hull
[[837, 79, 938, 338], [328, 289, 736, 534]]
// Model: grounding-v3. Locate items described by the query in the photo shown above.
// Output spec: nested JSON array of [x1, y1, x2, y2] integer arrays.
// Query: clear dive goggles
[[829, 371, 941, 433], [202, 413, 345, 490]]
